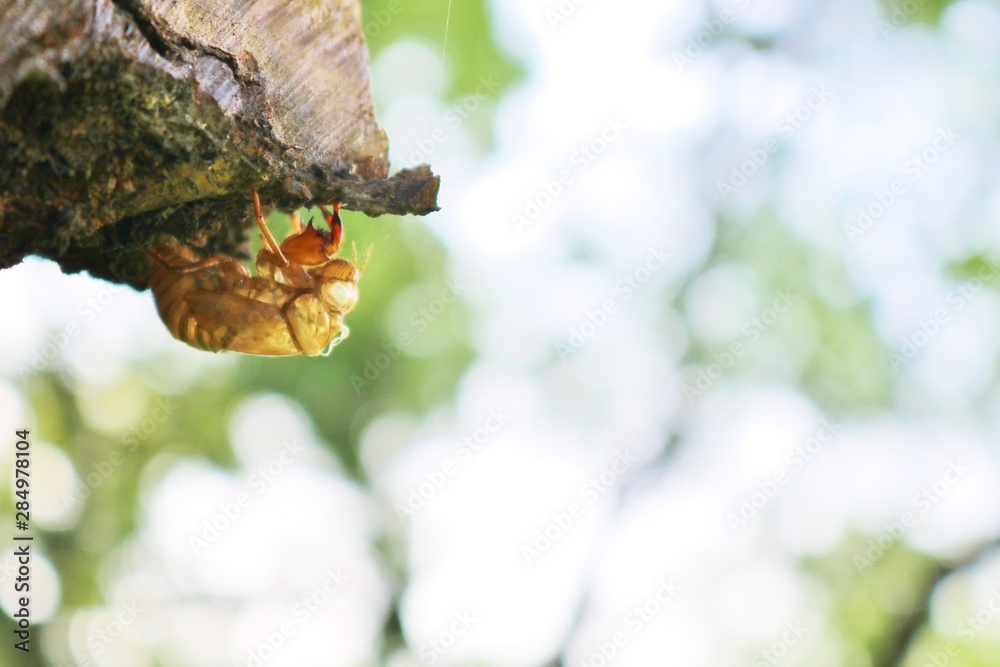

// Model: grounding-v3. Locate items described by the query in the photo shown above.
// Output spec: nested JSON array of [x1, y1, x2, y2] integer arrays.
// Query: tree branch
[[0, 0, 439, 287], [876, 539, 1000, 667]]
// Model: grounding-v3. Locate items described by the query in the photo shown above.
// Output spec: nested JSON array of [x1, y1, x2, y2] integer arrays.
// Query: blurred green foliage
[[3, 1, 993, 667], [691, 220, 892, 412], [878, 0, 957, 26], [359, 0, 519, 100], [0, 2, 512, 665]]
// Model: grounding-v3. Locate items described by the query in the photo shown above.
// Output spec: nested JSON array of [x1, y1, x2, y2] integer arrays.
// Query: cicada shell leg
[[351, 242, 373, 273], [320, 325, 350, 356], [289, 210, 305, 234], [252, 190, 289, 267], [145, 250, 228, 276], [318, 202, 343, 254]]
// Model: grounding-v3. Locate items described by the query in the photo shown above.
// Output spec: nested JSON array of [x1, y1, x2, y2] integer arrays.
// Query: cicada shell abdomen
[[145, 240, 357, 356], [146, 241, 254, 352]]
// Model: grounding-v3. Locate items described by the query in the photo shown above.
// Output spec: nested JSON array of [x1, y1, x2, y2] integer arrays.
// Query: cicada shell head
[[314, 258, 361, 315], [280, 224, 337, 266]]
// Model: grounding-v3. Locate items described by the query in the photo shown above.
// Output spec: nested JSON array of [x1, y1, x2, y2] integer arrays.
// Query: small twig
[[877, 538, 1000, 667]]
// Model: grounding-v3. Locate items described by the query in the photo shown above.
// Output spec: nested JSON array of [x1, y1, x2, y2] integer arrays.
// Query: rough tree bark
[[0, 0, 440, 288]]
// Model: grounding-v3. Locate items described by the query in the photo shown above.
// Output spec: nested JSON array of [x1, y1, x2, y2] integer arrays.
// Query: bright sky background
[[4, 0, 1000, 665]]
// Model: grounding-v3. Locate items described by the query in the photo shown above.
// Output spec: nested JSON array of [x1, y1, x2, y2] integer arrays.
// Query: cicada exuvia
[[145, 191, 364, 356]]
